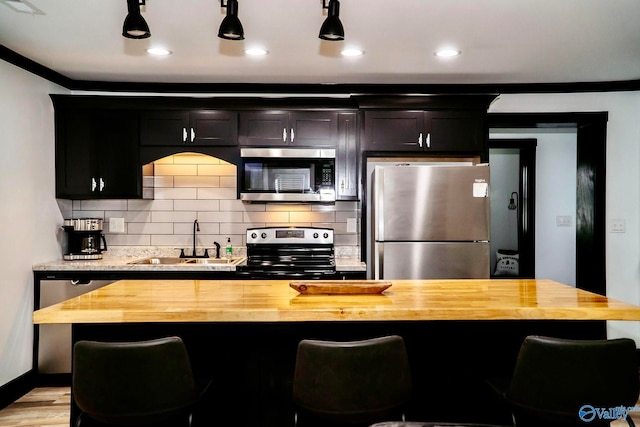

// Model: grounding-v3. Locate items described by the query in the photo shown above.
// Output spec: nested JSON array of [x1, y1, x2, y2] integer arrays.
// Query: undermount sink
[[128, 257, 245, 266]]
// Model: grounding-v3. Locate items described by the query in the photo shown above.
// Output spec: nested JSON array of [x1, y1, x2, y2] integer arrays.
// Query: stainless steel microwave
[[240, 148, 336, 202]]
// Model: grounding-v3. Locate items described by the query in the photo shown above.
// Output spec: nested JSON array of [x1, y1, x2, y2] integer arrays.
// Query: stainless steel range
[[236, 227, 336, 279]]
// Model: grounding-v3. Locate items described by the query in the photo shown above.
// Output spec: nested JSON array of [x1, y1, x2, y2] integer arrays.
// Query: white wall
[[0, 61, 66, 386], [490, 93, 640, 342]]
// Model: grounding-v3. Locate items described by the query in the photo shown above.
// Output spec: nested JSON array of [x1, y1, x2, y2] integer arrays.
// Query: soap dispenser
[[225, 237, 233, 260]]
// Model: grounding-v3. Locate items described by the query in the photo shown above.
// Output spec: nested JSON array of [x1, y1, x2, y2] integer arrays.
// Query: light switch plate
[[556, 215, 572, 227], [611, 219, 626, 233], [347, 218, 357, 233], [109, 217, 125, 233]]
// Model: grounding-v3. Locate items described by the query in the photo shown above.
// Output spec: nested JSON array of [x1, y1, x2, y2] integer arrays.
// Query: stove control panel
[[246, 227, 333, 245]]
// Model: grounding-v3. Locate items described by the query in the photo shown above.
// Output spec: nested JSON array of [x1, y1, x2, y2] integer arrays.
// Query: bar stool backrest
[[73, 336, 199, 426], [293, 334, 412, 425]]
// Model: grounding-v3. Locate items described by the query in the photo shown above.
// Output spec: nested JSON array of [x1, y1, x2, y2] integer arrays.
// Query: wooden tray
[[289, 281, 392, 295]]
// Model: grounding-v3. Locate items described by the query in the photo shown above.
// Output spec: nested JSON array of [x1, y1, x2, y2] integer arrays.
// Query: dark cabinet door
[[141, 110, 238, 146], [363, 111, 425, 151], [289, 112, 338, 147], [190, 110, 238, 146], [96, 111, 140, 198], [140, 111, 190, 146], [55, 110, 141, 199], [239, 111, 338, 147], [239, 112, 289, 146], [56, 111, 96, 198], [424, 111, 486, 152], [336, 112, 358, 200]]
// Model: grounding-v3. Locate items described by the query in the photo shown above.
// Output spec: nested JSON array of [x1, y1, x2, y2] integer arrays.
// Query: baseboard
[[36, 373, 71, 387], [0, 370, 36, 410]]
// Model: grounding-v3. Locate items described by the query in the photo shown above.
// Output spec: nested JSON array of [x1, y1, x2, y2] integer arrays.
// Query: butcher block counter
[[38, 278, 640, 427], [33, 278, 640, 324]]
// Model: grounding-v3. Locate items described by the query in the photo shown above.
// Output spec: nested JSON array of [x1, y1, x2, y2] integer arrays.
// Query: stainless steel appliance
[[63, 218, 107, 260], [369, 164, 490, 279], [240, 148, 336, 202], [236, 226, 336, 278], [38, 278, 114, 374]]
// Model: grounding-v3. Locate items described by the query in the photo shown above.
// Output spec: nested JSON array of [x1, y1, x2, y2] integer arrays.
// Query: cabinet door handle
[[290, 128, 295, 143], [418, 132, 423, 148], [91, 178, 97, 192], [425, 132, 431, 148], [182, 128, 188, 142], [282, 128, 287, 142], [191, 128, 196, 142], [99, 178, 105, 192]]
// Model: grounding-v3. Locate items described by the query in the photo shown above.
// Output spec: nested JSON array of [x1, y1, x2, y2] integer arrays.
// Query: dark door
[[426, 111, 486, 152], [288, 112, 338, 147], [189, 111, 238, 146], [363, 111, 425, 151], [140, 111, 190, 146], [239, 112, 289, 146]]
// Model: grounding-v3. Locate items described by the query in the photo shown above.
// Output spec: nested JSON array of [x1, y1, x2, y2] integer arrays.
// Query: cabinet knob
[[418, 132, 423, 148], [290, 128, 295, 143], [91, 178, 97, 192], [282, 128, 287, 142], [191, 127, 196, 142], [182, 128, 188, 142], [425, 132, 431, 148], [99, 178, 105, 192]]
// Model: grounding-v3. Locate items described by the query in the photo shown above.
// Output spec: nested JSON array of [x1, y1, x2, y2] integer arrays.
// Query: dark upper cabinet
[[55, 110, 140, 199], [336, 112, 358, 200], [239, 111, 338, 147], [363, 110, 486, 153], [140, 110, 238, 146]]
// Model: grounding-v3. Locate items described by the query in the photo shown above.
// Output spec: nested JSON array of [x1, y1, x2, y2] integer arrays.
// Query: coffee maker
[[63, 218, 108, 260]]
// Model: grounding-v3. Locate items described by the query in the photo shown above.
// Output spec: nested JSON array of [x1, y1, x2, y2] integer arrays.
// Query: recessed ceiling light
[[146, 47, 172, 56], [434, 49, 461, 58], [245, 48, 269, 56], [341, 48, 364, 57]]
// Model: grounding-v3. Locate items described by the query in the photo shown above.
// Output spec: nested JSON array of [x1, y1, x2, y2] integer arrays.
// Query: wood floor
[[0, 388, 70, 427], [1, 387, 640, 426]]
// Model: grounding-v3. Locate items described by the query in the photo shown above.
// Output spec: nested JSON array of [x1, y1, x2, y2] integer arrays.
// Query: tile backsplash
[[65, 153, 361, 255]]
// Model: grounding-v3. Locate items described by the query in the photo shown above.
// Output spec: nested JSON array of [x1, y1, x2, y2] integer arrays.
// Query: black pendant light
[[122, 0, 150, 39], [319, 0, 344, 41], [218, 0, 244, 40]]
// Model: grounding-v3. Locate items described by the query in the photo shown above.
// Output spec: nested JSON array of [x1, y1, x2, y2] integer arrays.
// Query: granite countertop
[[32, 247, 366, 273]]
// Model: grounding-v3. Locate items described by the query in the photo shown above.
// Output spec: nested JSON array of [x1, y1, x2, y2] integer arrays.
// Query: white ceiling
[[1, 0, 640, 86]]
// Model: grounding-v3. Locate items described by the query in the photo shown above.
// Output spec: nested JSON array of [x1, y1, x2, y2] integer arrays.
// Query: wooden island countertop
[[33, 278, 640, 324]]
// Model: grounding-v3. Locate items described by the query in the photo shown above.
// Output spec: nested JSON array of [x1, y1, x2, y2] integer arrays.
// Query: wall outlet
[[347, 218, 358, 233], [611, 219, 626, 233], [109, 217, 125, 233]]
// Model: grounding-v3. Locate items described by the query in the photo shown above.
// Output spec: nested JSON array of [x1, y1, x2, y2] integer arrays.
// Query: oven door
[[240, 148, 336, 202]]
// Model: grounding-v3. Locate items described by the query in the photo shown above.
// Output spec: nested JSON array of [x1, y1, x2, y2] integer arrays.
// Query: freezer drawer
[[375, 242, 489, 280]]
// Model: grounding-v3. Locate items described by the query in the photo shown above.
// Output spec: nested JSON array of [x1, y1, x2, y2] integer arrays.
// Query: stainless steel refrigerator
[[370, 164, 490, 280]]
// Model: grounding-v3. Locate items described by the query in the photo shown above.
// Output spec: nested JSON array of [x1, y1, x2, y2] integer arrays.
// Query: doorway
[[489, 112, 607, 296], [489, 139, 536, 278]]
